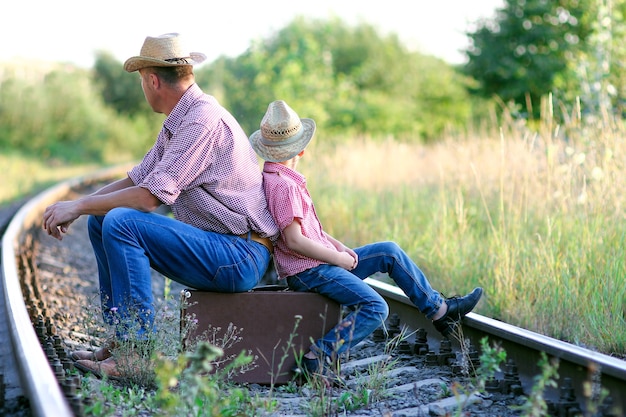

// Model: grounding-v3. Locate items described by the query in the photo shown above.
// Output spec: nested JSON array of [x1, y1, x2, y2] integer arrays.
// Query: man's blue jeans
[[87, 207, 271, 339], [287, 241, 444, 358]]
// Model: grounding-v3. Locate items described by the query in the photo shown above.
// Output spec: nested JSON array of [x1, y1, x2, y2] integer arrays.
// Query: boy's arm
[[324, 232, 359, 263], [283, 220, 357, 270]]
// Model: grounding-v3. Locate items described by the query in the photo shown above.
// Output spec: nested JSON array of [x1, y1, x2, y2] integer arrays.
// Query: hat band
[[259, 130, 303, 147], [164, 57, 190, 64]]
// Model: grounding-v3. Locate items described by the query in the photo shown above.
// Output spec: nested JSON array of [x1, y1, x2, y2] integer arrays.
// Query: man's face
[[138, 69, 157, 112]]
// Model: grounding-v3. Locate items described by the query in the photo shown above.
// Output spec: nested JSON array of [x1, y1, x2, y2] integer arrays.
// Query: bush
[[0, 63, 156, 164]]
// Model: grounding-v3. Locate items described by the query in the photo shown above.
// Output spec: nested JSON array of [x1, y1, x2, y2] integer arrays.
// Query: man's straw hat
[[249, 101, 316, 162], [124, 33, 206, 72]]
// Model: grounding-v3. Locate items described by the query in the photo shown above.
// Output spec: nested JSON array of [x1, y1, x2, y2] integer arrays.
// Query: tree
[[199, 17, 336, 135], [0, 65, 148, 162], [198, 17, 475, 142], [464, 0, 592, 118], [92, 51, 151, 116], [569, 0, 626, 117]]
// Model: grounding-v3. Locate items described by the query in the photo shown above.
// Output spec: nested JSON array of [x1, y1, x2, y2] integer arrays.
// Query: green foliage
[[476, 338, 507, 392], [154, 341, 264, 417], [83, 381, 159, 417], [1, 16, 486, 164], [517, 353, 559, 417], [568, 0, 626, 117], [304, 103, 626, 357], [464, 0, 626, 120], [92, 51, 152, 116], [0, 64, 154, 163], [80, 342, 265, 417], [464, 0, 593, 118], [0, 150, 96, 205], [335, 388, 371, 412], [197, 17, 476, 142]]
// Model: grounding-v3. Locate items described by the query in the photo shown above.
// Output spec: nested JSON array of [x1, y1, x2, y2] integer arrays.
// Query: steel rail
[[1, 166, 128, 417], [366, 278, 626, 414]]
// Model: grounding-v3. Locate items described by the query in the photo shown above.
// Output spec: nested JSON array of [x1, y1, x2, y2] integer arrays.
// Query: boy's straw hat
[[249, 100, 316, 162], [124, 33, 206, 72]]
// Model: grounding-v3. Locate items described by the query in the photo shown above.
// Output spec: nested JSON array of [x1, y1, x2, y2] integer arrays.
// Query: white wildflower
[[591, 167, 604, 181], [573, 153, 586, 165]]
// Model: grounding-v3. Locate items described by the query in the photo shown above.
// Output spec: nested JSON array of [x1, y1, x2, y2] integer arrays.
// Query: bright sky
[[2, 0, 503, 68]]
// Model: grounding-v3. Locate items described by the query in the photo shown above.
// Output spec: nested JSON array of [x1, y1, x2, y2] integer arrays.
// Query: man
[[42, 33, 278, 378]]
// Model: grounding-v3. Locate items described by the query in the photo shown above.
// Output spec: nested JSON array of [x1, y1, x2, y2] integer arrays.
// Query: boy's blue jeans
[[287, 241, 445, 358], [87, 207, 271, 339]]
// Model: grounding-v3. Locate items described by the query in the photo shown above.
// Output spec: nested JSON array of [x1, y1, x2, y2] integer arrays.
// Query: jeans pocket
[[213, 256, 264, 292]]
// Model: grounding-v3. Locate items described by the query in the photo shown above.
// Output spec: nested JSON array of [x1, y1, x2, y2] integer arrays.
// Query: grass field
[[303, 112, 625, 356], [3, 110, 624, 356]]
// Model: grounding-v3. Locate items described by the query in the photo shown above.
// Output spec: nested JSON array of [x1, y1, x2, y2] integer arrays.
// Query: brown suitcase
[[180, 286, 342, 384]]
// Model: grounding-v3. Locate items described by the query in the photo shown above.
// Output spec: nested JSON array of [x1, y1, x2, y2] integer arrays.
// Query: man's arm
[[43, 178, 161, 240], [90, 177, 136, 196], [282, 220, 357, 270]]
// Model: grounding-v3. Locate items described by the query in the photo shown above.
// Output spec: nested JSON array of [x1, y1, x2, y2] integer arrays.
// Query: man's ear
[[150, 72, 160, 89], [298, 150, 305, 157]]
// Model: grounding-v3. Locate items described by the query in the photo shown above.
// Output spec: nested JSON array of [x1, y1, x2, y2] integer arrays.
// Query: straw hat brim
[[123, 52, 207, 72], [249, 118, 316, 162]]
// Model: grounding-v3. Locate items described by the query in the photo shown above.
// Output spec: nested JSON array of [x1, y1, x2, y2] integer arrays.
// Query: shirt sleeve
[[137, 120, 218, 206], [268, 181, 304, 232], [128, 135, 165, 187]]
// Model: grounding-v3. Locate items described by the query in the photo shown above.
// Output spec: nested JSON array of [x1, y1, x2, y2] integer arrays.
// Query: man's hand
[[42, 201, 79, 240]]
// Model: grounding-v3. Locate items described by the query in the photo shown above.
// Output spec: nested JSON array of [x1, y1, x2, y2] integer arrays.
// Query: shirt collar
[[163, 83, 202, 134], [263, 161, 306, 185]]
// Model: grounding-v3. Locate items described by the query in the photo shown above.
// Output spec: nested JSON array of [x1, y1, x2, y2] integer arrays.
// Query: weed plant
[[298, 324, 409, 416], [183, 319, 258, 380], [515, 352, 560, 417], [0, 64, 156, 164], [153, 341, 264, 416], [474, 337, 507, 392], [356, 327, 409, 404]]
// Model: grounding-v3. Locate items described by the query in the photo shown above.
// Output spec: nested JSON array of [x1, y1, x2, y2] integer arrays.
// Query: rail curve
[[1, 167, 128, 417]]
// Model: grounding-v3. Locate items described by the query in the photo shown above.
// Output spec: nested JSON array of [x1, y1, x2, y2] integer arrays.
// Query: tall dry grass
[[303, 105, 626, 355]]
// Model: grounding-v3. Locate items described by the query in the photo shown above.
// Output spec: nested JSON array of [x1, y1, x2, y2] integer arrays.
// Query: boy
[[249, 100, 483, 377]]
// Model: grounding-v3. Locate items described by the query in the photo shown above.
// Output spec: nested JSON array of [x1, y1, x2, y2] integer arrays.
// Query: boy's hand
[[337, 252, 358, 270], [345, 247, 358, 263]]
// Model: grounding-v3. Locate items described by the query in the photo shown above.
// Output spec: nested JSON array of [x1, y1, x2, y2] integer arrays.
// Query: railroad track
[[2, 169, 626, 416], [0, 197, 34, 417]]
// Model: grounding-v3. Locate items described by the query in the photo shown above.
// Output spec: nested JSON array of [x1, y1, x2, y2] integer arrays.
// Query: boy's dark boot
[[433, 287, 483, 337]]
